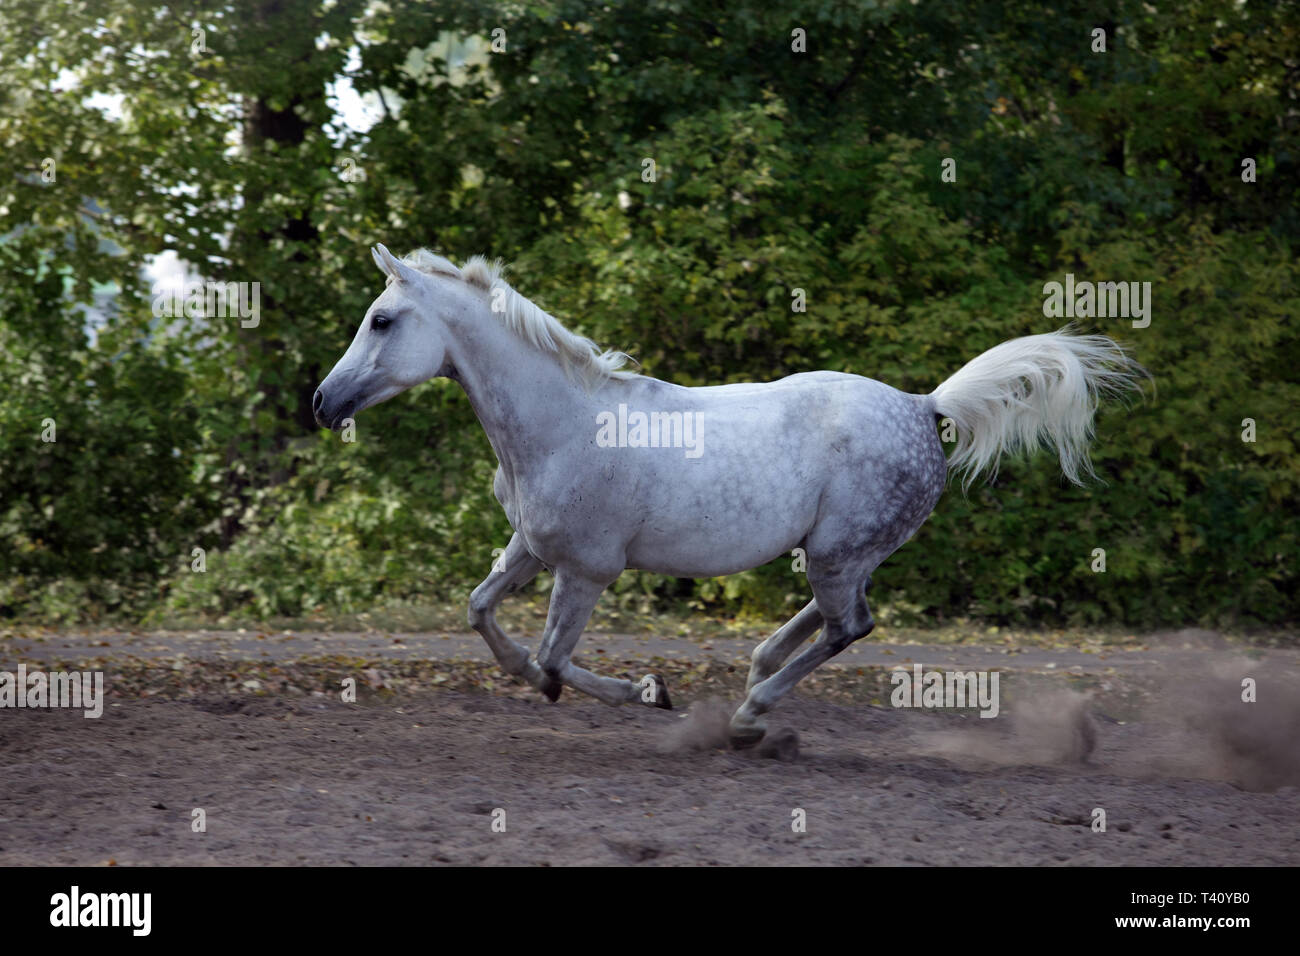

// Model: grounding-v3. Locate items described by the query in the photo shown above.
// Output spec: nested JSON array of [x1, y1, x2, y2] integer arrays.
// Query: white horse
[[314, 244, 1143, 748]]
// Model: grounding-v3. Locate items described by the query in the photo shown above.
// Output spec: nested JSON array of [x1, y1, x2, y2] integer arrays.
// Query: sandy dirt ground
[[1, 629, 1296, 865]]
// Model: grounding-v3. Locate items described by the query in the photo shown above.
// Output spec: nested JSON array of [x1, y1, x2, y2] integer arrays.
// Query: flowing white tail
[[930, 329, 1145, 487]]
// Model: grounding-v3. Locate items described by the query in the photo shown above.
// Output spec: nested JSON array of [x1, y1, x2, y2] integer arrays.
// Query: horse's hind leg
[[535, 571, 670, 708], [746, 599, 822, 691], [467, 532, 562, 700], [730, 567, 876, 748]]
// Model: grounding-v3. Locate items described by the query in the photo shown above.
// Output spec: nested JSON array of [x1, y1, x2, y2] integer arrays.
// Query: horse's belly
[[624, 502, 816, 577]]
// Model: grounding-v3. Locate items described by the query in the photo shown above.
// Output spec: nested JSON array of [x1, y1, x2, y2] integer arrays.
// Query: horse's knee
[[467, 590, 493, 630]]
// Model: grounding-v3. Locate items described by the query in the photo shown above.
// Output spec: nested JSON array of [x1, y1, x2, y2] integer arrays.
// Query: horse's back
[[648, 368, 947, 507]]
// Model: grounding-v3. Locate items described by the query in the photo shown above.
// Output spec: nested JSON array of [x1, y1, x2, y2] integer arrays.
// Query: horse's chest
[[494, 463, 624, 550]]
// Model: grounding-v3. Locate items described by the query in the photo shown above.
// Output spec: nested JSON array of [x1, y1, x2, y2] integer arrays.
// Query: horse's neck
[[445, 311, 598, 470]]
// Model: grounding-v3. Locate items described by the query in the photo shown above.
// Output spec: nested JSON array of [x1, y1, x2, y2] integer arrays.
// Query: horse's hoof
[[541, 676, 563, 702], [644, 674, 672, 710], [728, 725, 766, 750], [757, 727, 799, 762]]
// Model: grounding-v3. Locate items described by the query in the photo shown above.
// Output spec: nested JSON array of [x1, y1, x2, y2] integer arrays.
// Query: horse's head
[[313, 244, 464, 430]]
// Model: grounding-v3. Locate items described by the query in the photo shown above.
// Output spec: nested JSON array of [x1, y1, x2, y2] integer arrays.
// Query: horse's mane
[[390, 249, 639, 389]]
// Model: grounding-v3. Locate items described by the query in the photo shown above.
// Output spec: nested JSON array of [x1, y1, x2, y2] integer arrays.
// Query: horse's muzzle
[[312, 387, 356, 431]]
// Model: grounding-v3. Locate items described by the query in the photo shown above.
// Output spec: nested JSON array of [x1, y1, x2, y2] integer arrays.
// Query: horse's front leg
[[467, 532, 563, 701], [535, 571, 671, 709]]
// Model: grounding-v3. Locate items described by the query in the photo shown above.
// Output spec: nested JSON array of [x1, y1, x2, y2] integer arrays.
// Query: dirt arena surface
[[1, 630, 1296, 866]]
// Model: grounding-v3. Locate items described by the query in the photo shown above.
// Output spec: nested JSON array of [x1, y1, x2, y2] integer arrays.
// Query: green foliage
[[0, 243, 212, 620], [1, 0, 1296, 628]]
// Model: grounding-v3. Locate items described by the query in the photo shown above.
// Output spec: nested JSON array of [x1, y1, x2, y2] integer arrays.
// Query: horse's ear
[[373, 243, 419, 285]]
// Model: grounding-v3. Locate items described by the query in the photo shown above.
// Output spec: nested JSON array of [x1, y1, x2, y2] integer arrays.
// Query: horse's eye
[[371, 314, 392, 331]]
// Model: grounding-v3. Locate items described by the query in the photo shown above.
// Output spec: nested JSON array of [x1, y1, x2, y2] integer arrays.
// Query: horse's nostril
[[312, 389, 324, 414]]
